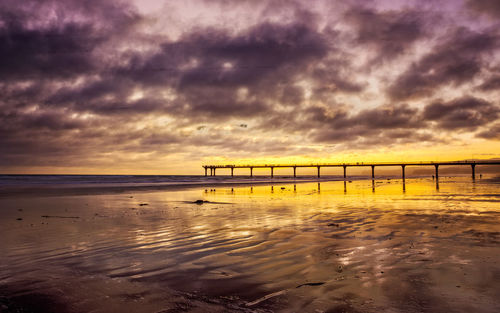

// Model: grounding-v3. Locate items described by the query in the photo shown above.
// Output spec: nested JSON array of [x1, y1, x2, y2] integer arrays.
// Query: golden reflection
[[2, 176, 499, 313]]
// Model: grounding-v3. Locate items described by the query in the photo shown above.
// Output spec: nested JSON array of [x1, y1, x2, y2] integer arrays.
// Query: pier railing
[[202, 160, 500, 180]]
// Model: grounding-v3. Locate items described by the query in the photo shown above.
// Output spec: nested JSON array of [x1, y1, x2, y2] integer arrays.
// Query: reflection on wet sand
[[0, 177, 499, 312]]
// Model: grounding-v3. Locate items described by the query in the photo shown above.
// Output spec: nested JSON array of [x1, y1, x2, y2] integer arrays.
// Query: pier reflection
[[202, 177, 468, 199], [203, 177, 452, 198], [1, 176, 497, 313]]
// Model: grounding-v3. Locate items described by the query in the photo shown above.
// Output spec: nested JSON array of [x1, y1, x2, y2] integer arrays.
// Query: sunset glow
[[2, 0, 500, 174]]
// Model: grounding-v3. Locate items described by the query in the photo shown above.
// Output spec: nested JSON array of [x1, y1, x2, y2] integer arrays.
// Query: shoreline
[[0, 174, 496, 198], [0, 177, 340, 198]]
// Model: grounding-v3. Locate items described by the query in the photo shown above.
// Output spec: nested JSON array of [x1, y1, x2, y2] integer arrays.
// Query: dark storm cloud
[[40, 19, 331, 118], [258, 93, 500, 147], [305, 103, 422, 130], [0, 109, 86, 131], [466, 0, 500, 19], [345, 7, 429, 61], [0, 22, 98, 80], [311, 66, 365, 94], [423, 96, 499, 130], [0, 0, 140, 81], [306, 103, 426, 144], [258, 102, 426, 145], [46, 79, 174, 115], [279, 85, 305, 106], [388, 27, 499, 100], [352, 104, 421, 129], [47, 80, 130, 104], [180, 87, 269, 119], [477, 123, 500, 140], [180, 22, 328, 88], [121, 21, 329, 89], [478, 75, 500, 91]]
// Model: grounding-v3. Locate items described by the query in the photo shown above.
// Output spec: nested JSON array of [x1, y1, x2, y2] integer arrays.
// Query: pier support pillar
[[293, 167, 296, 178], [434, 164, 439, 180], [401, 165, 406, 180], [471, 164, 476, 180], [317, 166, 321, 178], [204, 167, 207, 177], [343, 166, 347, 180], [210, 168, 213, 176], [250, 167, 253, 178], [371, 165, 375, 180], [231, 167, 234, 177], [213, 168, 216, 176], [271, 167, 274, 178]]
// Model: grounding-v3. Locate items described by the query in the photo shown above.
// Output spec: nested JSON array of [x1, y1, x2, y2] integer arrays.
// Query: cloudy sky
[[1, 0, 500, 174]]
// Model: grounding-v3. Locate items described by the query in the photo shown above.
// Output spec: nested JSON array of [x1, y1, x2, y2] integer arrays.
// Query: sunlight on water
[[0, 177, 499, 312]]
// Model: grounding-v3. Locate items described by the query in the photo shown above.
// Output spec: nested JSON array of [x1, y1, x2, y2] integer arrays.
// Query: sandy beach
[[1, 176, 499, 313]]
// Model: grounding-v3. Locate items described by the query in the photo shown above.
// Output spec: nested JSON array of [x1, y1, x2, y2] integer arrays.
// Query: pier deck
[[202, 161, 500, 180]]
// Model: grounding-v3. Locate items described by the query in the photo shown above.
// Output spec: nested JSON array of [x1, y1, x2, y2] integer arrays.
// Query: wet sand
[[1, 177, 499, 312]]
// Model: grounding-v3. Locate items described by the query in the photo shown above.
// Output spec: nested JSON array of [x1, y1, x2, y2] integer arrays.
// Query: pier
[[203, 161, 500, 180]]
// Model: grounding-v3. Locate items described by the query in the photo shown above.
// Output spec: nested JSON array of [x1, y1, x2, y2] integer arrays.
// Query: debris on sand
[[16, 218, 22, 221], [41, 215, 80, 219], [194, 200, 209, 204], [296, 282, 325, 288], [139, 203, 148, 206], [246, 290, 288, 307], [328, 223, 340, 227]]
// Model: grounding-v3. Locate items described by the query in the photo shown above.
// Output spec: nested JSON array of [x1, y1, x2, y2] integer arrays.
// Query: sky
[[1, 0, 500, 174]]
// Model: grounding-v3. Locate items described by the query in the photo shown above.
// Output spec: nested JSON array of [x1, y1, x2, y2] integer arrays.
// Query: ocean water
[[0, 174, 255, 186], [0, 176, 499, 312], [0, 174, 359, 197], [1, 173, 429, 186], [0, 174, 343, 187]]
